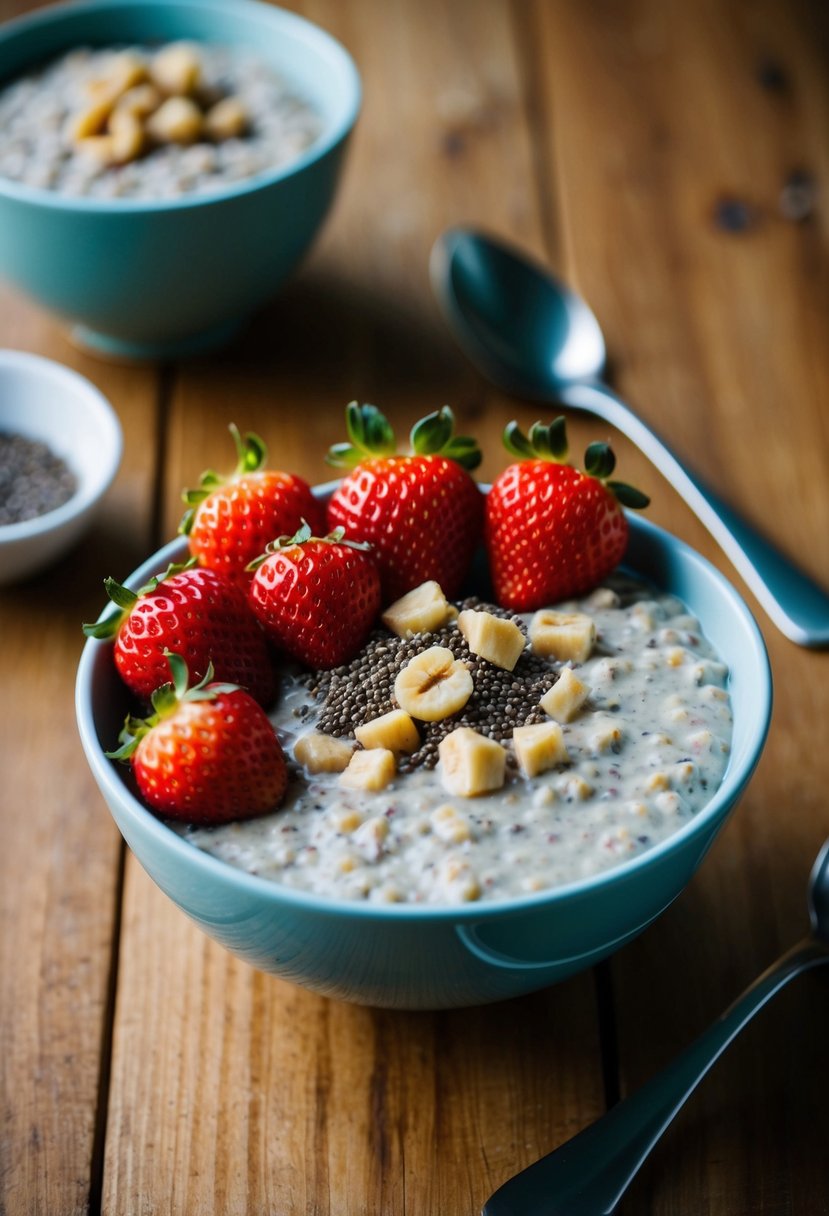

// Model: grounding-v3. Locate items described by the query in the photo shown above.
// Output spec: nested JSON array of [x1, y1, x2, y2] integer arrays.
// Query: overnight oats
[[0, 42, 323, 199], [177, 577, 733, 905], [90, 411, 732, 910]]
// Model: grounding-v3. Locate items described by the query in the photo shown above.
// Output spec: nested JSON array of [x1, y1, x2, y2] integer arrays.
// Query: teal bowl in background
[[0, 0, 361, 359], [75, 502, 772, 1009]]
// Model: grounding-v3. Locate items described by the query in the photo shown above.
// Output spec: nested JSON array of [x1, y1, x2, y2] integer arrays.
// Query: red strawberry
[[325, 403, 484, 602], [485, 418, 649, 610], [248, 522, 381, 669], [179, 424, 326, 587], [108, 654, 287, 825], [83, 560, 276, 708]]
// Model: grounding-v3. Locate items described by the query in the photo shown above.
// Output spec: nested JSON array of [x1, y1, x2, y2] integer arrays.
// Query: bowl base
[[69, 317, 246, 362]]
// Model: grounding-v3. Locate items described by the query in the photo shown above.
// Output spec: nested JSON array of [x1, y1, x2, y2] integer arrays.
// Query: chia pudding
[[177, 576, 733, 905], [0, 42, 323, 199]]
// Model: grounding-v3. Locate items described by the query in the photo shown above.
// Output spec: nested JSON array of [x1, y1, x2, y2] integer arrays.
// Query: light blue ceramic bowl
[[0, 0, 360, 359], [75, 499, 772, 1009]]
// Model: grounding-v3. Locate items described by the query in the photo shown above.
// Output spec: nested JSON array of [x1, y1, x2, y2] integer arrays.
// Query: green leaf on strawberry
[[326, 403, 482, 472], [504, 418, 569, 462]]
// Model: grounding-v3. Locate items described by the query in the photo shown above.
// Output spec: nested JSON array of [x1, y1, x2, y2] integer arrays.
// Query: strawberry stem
[[246, 520, 373, 571], [502, 416, 650, 509], [607, 481, 650, 509], [82, 560, 196, 639], [503, 417, 569, 462], [584, 441, 616, 480], [410, 406, 482, 469], [326, 403, 482, 471], [179, 424, 268, 534], [106, 654, 239, 762]]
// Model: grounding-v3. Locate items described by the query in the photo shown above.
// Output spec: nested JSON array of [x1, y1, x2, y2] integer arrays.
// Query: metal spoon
[[481, 838, 829, 1216], [430, 228, 829, 648]]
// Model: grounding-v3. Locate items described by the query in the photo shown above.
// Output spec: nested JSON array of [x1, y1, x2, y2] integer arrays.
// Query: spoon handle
[[559, 382, 829, 648], [482, 937, 829, 1216]]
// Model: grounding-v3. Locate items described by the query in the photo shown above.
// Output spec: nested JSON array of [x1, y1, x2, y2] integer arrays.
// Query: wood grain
[[1, 0, 828, 1213], [529, 0, 829, 1211], [0, 289, 161, 1214], [101, 3, 605, 1213]]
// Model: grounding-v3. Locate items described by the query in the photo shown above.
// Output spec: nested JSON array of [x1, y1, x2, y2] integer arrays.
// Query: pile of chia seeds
[[0, 431, 77, 525], [300, 598, 559, 772]]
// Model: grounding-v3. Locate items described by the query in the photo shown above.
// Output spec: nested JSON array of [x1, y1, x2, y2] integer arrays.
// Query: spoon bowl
[[433, 229, 606, 394], [431, 227, 829, 648]]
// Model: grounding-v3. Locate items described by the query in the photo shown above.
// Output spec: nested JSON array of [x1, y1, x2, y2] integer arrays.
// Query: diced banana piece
[[114, 83, 163, 118], [394, 646, 473, 721], [294, 732, 355, 774], [355, 709, 420, 754], [381, 580, 456, 638], [99, 51, 149, 100], [108, 108, 145, 163], [457, 609, 525, 671], [529, 610, 596, 663], [74, 134, 118, 165], [146, 96, 203, 145], [204, 96, 249, 141], [539, 667, 589, 723], [438, 726, 506, 797], [512, 721, 569, 778], [150, 42, 202, 96], [339, 748, 396, 792], [68, 99, 114, 142]]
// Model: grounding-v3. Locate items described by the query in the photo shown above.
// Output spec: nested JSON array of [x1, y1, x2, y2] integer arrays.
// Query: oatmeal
[[178, 576, 733, 905], [0, 42, 323, 199]]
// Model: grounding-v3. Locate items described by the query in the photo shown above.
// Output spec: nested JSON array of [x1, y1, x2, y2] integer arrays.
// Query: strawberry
[[108, 653, 287, 825], [179, 423, 326, 587], [485, 417, 649, 611], [83, 560, 276, 708], [325, 403, 484, 602], [248, 522, 381, 669]]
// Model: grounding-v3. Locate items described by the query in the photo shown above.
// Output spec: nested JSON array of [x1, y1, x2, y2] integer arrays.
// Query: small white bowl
[[0, 349, 122, 584]]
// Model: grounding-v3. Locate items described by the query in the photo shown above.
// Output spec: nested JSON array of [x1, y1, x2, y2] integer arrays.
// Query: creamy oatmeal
[[0, 43, 322, 199], [177, 576, 733, 905]]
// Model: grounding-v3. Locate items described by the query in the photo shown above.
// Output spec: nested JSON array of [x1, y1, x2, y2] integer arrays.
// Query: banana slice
[[394, 645, 473, 721]]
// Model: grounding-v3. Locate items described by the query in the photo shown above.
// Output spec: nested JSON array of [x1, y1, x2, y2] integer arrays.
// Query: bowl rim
[[76, 501, 773, 922], [0, 347, 123, 540], [0, 0, 362, 214]]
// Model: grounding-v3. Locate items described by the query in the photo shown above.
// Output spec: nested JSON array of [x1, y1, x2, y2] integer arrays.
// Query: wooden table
[[2, 1, 829, 1212]]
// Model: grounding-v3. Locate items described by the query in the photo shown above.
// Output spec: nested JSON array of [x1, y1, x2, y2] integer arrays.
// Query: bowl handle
[[455, 894, 677, 972]]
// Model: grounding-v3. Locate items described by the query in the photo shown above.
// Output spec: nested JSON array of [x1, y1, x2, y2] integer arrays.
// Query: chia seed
[[301, 596, 559, 770], [0, 431, 77, 525]]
